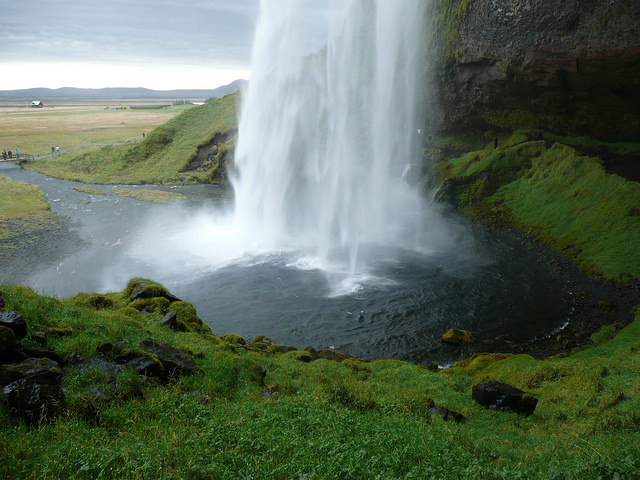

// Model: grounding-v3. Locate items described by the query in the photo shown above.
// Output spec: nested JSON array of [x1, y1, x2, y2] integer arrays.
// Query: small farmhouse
[[30, 100, 44, 108]]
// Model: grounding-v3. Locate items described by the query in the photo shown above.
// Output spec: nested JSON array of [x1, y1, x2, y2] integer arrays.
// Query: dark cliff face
[[433, 0, 640, 141]]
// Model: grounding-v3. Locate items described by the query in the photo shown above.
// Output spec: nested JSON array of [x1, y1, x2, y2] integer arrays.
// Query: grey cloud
[[1, 0, 260, 66]]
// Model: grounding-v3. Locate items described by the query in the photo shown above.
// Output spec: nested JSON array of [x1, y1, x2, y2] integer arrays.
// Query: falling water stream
[[0, 0, 574, 365]]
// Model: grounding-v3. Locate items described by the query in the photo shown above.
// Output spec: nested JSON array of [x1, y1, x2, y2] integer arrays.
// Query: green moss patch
[[437, 134, 640, 281]]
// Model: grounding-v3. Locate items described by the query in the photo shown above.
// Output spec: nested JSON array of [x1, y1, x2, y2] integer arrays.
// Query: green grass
[[0, 175, 50, 218], [1, 281, 639, 479], [27, 93, 238, 185], [110, 188, 185, 203], [437, 133, 640, 280], [0, 175, 54, 241], [0, 105, 186, 156]]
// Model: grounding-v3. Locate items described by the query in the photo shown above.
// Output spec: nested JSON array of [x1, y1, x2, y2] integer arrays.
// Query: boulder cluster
[[0, 292, 66, 424], [0, 290, 201, 425]]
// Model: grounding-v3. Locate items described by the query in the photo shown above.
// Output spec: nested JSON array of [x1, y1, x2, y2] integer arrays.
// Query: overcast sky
[[0, 0, 330, 91]]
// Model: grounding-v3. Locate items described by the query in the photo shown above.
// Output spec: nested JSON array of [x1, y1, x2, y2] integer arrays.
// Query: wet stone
[[0, 311, 27, 339]]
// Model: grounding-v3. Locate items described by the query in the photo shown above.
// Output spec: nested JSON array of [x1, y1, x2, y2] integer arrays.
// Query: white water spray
[[233, 0, 436, 279]]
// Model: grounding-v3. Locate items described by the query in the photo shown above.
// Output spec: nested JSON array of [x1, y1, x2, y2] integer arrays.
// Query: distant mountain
[[0, 79, 247, 101]]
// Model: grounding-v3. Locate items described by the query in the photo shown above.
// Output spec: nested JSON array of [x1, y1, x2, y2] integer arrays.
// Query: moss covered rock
[[441, 328, 476, 345]]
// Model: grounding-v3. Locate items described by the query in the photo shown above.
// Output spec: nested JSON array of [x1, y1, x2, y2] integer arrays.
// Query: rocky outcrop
[[432, 0, 640, 141], [0, 357, 66, 424], [441, 328, 476, 345], [0, 311, 27, 339], [472, 380, 538, 416]]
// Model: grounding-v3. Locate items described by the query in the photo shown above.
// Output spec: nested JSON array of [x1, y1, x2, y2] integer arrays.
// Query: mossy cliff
[[429, 0, 640, 142], [435, 132, 640, 281]]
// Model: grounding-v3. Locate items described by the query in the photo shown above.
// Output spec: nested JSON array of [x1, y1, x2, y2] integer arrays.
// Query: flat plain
[[0, 100, 194, 157]]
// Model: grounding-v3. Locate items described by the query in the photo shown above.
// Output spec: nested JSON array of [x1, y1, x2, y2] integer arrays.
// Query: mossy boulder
[[0, 325, 17, 362], [69, 293, 115, 310], [168, 301, 210, 333], [456, 353, 512, 375], [125, 278, 179, 303], [220, 334, 247, 346], [0, 310, 27, 339], [114, 348, 165, 380], [129, 297, 171, 315], [441, 328, 476, 345]]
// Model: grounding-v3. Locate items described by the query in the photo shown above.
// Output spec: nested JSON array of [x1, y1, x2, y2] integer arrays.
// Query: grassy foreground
[[1, 278, 639, 479], [26, 94, 238, 185]]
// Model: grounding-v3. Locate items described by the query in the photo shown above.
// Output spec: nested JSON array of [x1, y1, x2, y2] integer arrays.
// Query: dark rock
[[0, 311, 27, 338], [160, 311, 186, 332], [30, 331, 47, 346], [425, 362, 440, 372], [0, 357, 65, 423], [1, 376, 66, 423], [125, 355, 165, 379], [22, 347, 65, 366], [97, 342, 114, 355], [79, 385, 112, 425], [0, 357, 63, 385], [0, 325, 18, 361], [220, 334, 246, 345], [429, 405, 465, 423], [76, 357, 125, 378], [139, 338, 199, 378], [472, 380, 538, 416]]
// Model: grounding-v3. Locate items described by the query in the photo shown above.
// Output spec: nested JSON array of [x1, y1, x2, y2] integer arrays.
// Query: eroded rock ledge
[[433, 0, 640, 141]]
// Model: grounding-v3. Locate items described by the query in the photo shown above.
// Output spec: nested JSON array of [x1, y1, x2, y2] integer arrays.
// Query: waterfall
[[232, 0, 433, 281]]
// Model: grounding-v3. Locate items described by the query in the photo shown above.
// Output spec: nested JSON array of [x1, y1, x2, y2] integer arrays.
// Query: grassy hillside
[[435, 132, 640, 281], [27, 93, 239, 185], [1, 278, 639, 479]]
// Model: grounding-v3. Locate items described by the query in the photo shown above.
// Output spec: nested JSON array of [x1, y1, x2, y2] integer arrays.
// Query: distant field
[[0, 101, 195, 156]]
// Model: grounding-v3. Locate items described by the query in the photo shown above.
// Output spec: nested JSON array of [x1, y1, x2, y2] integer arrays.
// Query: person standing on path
[[56, 146, 60, 154]]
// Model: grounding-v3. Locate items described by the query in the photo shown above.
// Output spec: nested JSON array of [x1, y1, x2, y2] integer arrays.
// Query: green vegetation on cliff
[[27, 93, 238, 185], [436, 132, 640, 281], [1, 279, 639, 479]]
